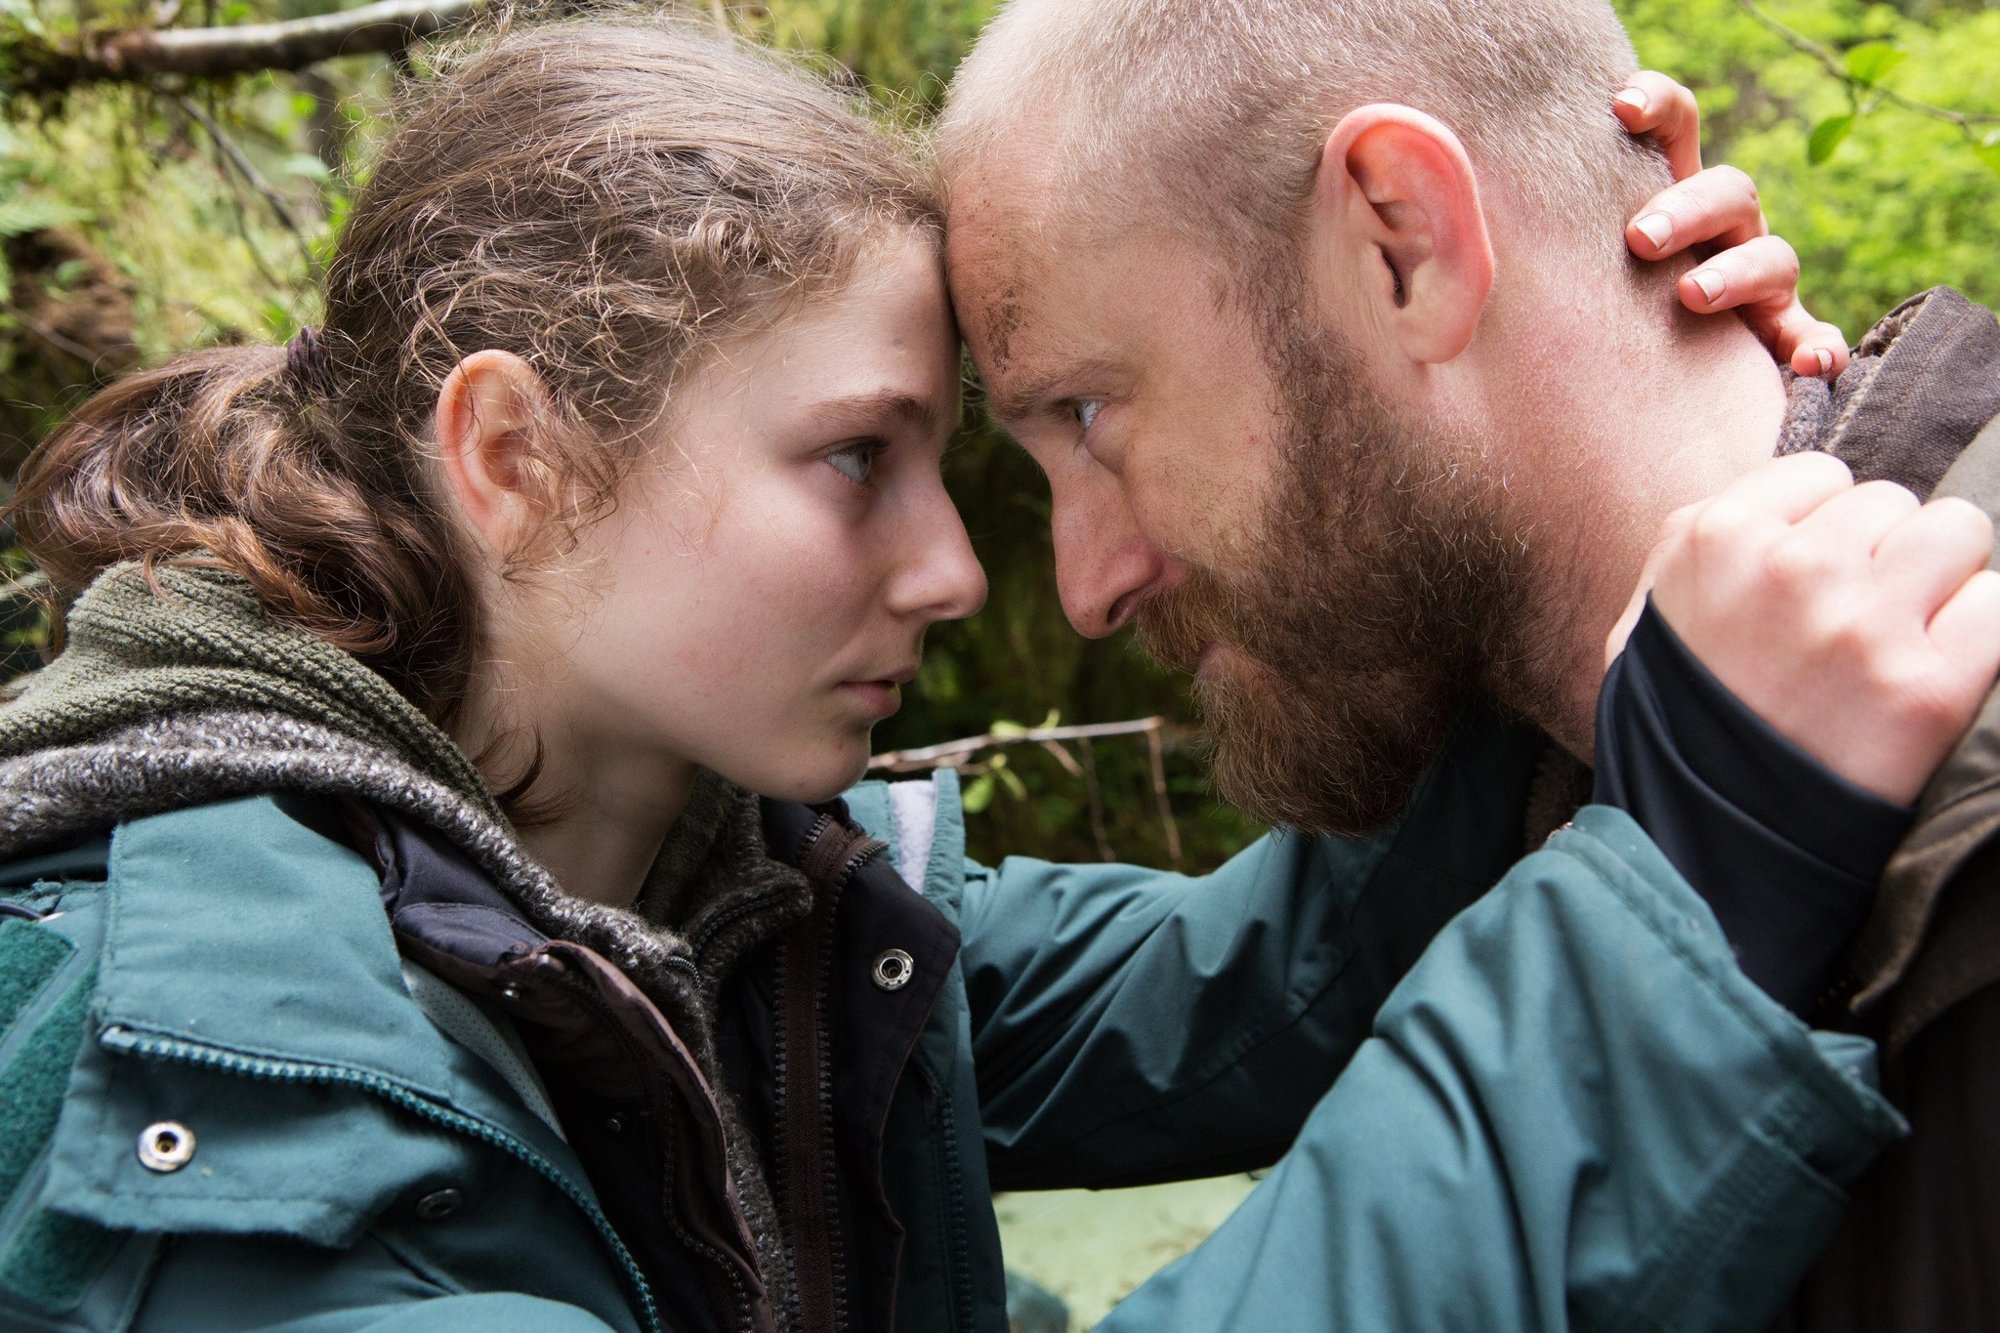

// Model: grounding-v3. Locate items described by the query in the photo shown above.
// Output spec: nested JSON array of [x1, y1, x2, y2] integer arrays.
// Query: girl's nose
[[894, 489, 988, 624]]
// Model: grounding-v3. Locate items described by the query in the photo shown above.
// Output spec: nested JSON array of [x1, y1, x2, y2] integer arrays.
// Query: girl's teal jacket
[[0, 710, 1899, 1332]]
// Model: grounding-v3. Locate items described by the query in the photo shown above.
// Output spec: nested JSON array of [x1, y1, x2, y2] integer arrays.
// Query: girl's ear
[[434, 350, 554, 559]]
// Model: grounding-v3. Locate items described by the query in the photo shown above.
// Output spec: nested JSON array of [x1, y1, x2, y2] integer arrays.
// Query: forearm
[[964, 713, 1550, 1188], [1099, 807, 1901, 1333]]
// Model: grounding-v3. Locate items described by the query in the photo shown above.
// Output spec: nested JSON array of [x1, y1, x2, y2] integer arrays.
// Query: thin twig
[[1077, 738, 1115, 863], [191, 107, 290, 294], [175, 94, 317, 276], [0, 571, 50, 602], [1736, 0, 2000, 135], [869, 717, 1168, 772], [1145, 724, 1183, 870], [3, 304, 102, 364], [1037, 739, 1084, 779]]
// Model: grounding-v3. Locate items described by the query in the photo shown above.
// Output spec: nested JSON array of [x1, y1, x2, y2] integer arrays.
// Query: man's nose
[[1051, 475, 1170, 639]]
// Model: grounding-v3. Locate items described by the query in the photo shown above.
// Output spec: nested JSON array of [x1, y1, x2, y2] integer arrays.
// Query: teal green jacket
[[0, 713, 1900, 1331]]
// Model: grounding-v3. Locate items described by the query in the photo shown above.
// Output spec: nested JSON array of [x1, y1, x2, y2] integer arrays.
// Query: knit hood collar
[[1, 561, 501, 823], [1775, 286, 2000, 499], [0, 562, 813, 995]]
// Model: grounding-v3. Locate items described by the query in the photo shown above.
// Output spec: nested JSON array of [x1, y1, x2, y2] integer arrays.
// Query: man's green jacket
[[0, 712, 1898, 1331]]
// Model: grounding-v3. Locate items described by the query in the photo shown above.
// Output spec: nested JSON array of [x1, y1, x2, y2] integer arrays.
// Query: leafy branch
[[1734, 0, 2000, 174]]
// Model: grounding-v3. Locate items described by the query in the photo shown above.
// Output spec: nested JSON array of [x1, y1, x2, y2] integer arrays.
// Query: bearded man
[[940, 1, 2000, 1328]]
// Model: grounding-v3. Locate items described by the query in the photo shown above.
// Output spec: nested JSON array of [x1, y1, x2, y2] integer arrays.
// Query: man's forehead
[[943, 192, 1056, 377], [947, 256, 1078, 416]]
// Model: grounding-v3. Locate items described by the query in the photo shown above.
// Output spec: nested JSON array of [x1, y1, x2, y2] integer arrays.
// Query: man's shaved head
[[940, 0, 1668, 271]]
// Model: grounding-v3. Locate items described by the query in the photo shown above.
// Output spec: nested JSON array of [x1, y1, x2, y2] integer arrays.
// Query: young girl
[[0, 16, 1897, 1333]]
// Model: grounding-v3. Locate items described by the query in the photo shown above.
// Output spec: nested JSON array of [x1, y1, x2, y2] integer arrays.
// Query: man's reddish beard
[[1135, 296, 1548, 836]]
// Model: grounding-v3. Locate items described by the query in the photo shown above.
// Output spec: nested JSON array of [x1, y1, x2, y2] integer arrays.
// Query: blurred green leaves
[[1808, 111, 1855, 164], [1843, 40, 1907, 88]]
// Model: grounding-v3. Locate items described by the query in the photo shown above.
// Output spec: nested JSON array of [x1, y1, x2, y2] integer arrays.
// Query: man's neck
[[1503, 312, 1789, 758]]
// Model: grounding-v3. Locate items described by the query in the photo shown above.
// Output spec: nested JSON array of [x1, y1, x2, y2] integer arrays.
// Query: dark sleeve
[[1593, 599, 1912, 1013]]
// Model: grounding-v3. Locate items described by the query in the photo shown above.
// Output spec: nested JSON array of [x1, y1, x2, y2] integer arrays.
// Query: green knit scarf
[[0, 562, 501, 823]]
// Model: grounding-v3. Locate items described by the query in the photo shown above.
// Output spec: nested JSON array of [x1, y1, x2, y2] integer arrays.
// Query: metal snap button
[[871, 948, 915, 991], [415, 1187, 464, 1221], [137, 1121, 196, 1173]]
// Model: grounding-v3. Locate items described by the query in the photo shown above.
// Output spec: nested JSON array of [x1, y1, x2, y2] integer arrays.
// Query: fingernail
[[1614, 88, 1649, 113], [1634, 212, 1673, 250], [1689, 268, 1724, 303], [1814, 347, 1833, 377]]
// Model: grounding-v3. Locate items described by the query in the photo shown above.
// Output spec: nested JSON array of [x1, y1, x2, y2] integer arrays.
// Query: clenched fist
[[1609, 452, 2000, 806]]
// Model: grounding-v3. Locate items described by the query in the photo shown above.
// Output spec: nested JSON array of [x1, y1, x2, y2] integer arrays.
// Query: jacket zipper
[[775, 814, 885, 1333], [544, 955, 762, 1332], [98, 1024, 663, 1333]]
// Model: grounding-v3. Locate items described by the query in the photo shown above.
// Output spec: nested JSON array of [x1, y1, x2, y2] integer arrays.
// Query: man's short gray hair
[[939, 0, 1669, 272]]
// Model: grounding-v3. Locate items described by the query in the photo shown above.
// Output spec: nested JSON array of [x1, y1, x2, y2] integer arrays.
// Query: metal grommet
[[137, 1121, 196, 1173], [604, 1113, 626, 1135], [415, 1187, 464, 1221], [871, 948, 915, 992]]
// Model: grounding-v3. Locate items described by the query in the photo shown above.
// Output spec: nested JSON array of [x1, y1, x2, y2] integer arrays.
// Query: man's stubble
[[1136, 286, 1567, 836]]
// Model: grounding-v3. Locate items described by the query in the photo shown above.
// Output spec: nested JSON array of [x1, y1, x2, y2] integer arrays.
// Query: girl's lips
[[839, 679, 903, 718]]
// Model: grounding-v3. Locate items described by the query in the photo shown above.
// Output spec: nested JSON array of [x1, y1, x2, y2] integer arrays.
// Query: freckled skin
[[518, 234, 988, 808], [947, 187, 1288, 636]]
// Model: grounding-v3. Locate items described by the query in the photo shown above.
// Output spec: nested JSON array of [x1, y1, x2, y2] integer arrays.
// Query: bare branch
[[1036, 739, 1085, 779], [1145, 723, 1183, 870], [9, 0, 482, 95], [3, 303, 102, 364], [1076, 739, 1114, 863], [175, 94, 314, 274], [868, 717, 1170, 773]]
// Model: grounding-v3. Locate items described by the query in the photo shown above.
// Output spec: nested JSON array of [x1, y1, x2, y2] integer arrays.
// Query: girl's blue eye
[[1074, 400, 1103, 433], [826, 442, 876, 485]]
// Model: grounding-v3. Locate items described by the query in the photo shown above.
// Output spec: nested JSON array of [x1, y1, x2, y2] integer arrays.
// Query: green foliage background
[[2, 0, 1996, 870]]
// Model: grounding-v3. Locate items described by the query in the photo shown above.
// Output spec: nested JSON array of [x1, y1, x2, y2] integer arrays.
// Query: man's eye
[[826, 442, 877, 486], [1072, 400, 1104, 433]]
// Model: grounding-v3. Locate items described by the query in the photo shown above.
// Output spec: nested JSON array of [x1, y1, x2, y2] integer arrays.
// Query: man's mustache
[[1132, 572, 1239, 675]]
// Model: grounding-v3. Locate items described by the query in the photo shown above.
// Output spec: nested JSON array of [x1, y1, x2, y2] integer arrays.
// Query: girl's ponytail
[[9, 338, 478, 718]]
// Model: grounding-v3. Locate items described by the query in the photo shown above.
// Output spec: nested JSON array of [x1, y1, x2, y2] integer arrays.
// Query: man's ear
[[1309, 104, 1495, 365], [433, 349, 553, 559]]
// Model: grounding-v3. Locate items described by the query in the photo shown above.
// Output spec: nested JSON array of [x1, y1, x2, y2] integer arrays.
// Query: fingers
[[1613, 73, 1843, 378], [1675, 233, 1797, 314], [1872, 495, 1996, 621], [1790, 478, 1920, 552], [1764, 305, 1851, 379], [1627, 164, 1766, 261], [1743, 479, 1913, 609], [1613, 71, 1703, 180], [1701, 452, 1854, 530], [1928, 568, 2000, 679]]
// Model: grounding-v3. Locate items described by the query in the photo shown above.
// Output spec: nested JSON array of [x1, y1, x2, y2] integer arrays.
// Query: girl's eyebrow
[[808, 389, 956, 436]]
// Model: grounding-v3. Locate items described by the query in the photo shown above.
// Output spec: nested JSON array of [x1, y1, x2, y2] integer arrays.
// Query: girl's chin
[[722, 733, 873, 804]]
